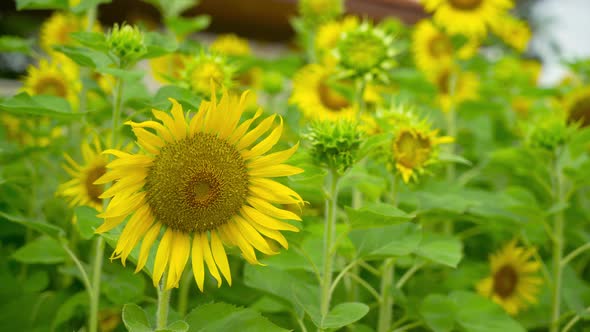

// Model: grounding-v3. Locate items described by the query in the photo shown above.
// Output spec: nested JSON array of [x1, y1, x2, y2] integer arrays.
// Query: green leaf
[[70, 0, 112, 14], [144, 0, 196, 18], [0, 211, 65, 238], [70, 31, 108, 50], [53, 45, 113, 68], [12, 236, 67, 264], [345, 202, 413, 227], [16, 0, 67, 10], [415, 233, 463, 268], [450, 291, 526, 332], [122, 303, 152, 332], [142, 32, 178, 59], [158, 320, 189, 332], [0, 36, 33, 54], [0, 93, 85, 120], [185, 302, 287, 332], [52, 292, 89, 330], [348, 223, 422, 260], [562, 266, 590, 319], [74, 206, 102, 240], [420, 294, 456, 332], [320, 302, 369, 329], [102, 265, 146, 304], [165, 15, 211, 36], [438, 151, 473, 166], [97, 67, 144, 81]]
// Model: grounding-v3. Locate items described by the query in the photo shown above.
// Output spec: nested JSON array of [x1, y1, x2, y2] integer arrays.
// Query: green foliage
[[184, 302, 288, 332]]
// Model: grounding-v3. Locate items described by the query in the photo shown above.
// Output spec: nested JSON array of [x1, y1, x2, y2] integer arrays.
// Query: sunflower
[[412, 20, 454, 72], [40, 12, 101, 56], [423, 0, 513, 38], [184, 53, 234, 96], [476, 240, 542, 315], [58, 137, 108, 211], [290, 64, 356, 121], [429, 66, 479, 112], [210, 34, 251, 57], [564, 87, 590, 128], [150, 53, 189, 84], [315, 16, 359, 66], [95, 90, 304, 291], [392, 125, 453, 183], [22, 59, 80, 107], [491, 15, 531, 52]]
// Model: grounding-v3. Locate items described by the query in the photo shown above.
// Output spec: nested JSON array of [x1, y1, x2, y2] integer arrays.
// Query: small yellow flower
[[423, 0, 513, 38], [491, 15, 531, 52], [184, 53, 234, 96], [58, 137, 108, 211], [563, 87, 590, 128], [477, 240, 542, 315], [210, 34, 251, 56], [392, 124, 453, 183], [40, 12, 101, 56], [413, 20, 454, 72], [150, 53, 189, 84], [315, 16, 359, 66], [95, 90, 303, 291], [22, 58, 80, 108], [429, 66, 479, 112]]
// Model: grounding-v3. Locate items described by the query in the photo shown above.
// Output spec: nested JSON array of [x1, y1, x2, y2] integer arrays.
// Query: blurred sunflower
[[299, 0, 344, 27], [564, 87, 590, 127], [40, 12, 100, 55], [184, 53, 234, 96], [477, 240, 542, 315], [290, 64, 356, 121], [392, 124, 453, 183], [315, 16, 359, 66], [412, 20, 454, 72], [211, 34, 252, 56], [58, 137, 108, 211], [95, 90, 303, 291], [150, 53, 189, 84], [423, 0, 513, 38], [429, 66, 479, 112], [491, 15, 531, 52], [22, 59, 80, 107]]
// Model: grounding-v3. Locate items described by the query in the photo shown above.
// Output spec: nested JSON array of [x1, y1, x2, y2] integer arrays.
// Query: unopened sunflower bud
[[528, 118, 568, 151], [305, 119, 363, 173], [298, 0, 344, 28], [262, 71, 284, 95], [107, 23, 145, 65]]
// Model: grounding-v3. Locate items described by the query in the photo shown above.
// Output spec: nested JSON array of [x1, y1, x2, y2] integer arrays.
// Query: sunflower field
[[1, 0, 590, 331]]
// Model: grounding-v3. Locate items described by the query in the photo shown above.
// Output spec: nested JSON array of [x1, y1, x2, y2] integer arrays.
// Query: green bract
[[107, 23, 146, 66], [304, 119, 363, 173]]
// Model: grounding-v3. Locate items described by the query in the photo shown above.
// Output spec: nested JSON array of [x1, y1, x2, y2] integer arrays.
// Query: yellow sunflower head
[[315, 16, 359, 66], [412, 20, 454, 72], [150, 53, 189, 84], [392, 124, 453, 183], [564, 87, 590, 128], [184, 53, 234, 96], [58, 136, 108, 211], [423, 0, 513, 38], [290, 64, 356, 121], [210, 34, 252, 57], [95, 90, 304, 291], [491, 15, 531, 52], [40, 12, 101, 56], [22, 58, 80, 108], [476, 240, 542, 315], [429, 65, 479, 112], [298, 0, 344, 27]]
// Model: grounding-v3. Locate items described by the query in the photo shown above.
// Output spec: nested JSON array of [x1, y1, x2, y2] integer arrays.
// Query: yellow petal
[[234, 216, 277, 255], [241, 205, 299, 231], [247, 143, 299, 168], [236, 114, 276, 150], [248, 164, 304, 177], [135, 222, 161, 273], [243, 218, 289, 249], [168, 98, 187, 140], [126, 120, 174, 143], [210, 231, 232, 285], [152, 227, 173, 287], [200, 232, 222, 287], [228, 108, 263, 145], [241, 117, 283, 159], [221, 224, 259, 265], [166, 231, 190, 289], [191, 233, 205, 292], [246, 196, 301, 221]]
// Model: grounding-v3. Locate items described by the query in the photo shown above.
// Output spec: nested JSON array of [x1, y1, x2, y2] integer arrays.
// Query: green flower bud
[[107, 23, 145, 65], [528, 118, 568, 151], [304, 119, 363, 173], [262, 71, 284, 95]]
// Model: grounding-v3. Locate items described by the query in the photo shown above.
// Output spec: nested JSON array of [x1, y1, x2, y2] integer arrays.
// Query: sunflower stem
[[111, 77, 124, 147], [355, 78, 367, 122], [377, 258, 395, 332], [443, 73, 457, 235], [88, 236, 104, 332], [320, 169, 340, 327], [550, 152, 566, 332], [177, 268, 192, 317], [156, 278, 172, 330]]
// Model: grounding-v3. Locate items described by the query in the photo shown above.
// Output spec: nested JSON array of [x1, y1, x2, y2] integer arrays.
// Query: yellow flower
[[429, 66, 479, 112], [22, 59, 80, 108], [95, 90, 303, 291], [184, 53, 234, 96], [40, 12, 101, 56], [511, 97, 532, 119], [290, 64, 356, 121], [412, 20, 454, 72], [150, 53, 189, 84], [423, 0, 513, 38], [315, 16, 359, 66], [491, 15, 531, 52], [564, 87, 590, 128], [210, 34, 251, 56], [392, 125, 453, 183], [477, 240, 542, 315], [58, 137, 108, 211]]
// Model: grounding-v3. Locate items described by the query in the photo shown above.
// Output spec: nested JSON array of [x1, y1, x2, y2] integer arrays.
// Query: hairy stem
[[156, 278, 172, 330], [88, 237, 104, 332], [320, 169, 339, 327], [377, 258, 395, 332], [550, 154, 565, 332]]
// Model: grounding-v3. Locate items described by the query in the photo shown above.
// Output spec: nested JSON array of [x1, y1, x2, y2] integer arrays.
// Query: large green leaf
[[53, 45, 113, 68], [0, 36, 33, 54], [0, 211, 65, 238], [345, 202, 413, 227], [415, 233, 463, 268], [348, 223, 422, 260], [16, 0, 67, 10], [450, 291, 526, 332], [74, 206, 102, 240], [102, 265, 146, 305], [185, 302, 288, 332], [12, 236, 67, 264], [0, 93, 84, 120], [320, 302, 369, 329], [122, 303, 152, 332], [420, 294, 456, 332], [165, 15, 211, 36]]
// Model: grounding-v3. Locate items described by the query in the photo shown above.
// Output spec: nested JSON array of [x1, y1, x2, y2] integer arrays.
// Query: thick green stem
[[88, 237, 104, 332], [377, 258, 394, 332], [355, 79, 367, 122], [156, 279, 172, 330], [111, 78, 124, 147], [320, 170, 339, 325], [550, 155, 565, 332]]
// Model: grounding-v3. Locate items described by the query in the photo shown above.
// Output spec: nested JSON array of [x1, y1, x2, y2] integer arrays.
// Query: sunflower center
[[318, 78, 350, 111], [145, 133, 249, 233], [428, 34, 453, 57], [34, 77, 68, 98], [493, 264, 519, 298], [436, 70, 452, 95], [568, 95, 590, 127], [394, 131, 432, 169], [85, 165, 106, 205], [449, 0, 483, 10]]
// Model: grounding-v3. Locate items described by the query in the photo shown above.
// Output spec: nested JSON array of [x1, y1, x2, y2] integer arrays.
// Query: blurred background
[[1, 0, 589, 87]]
